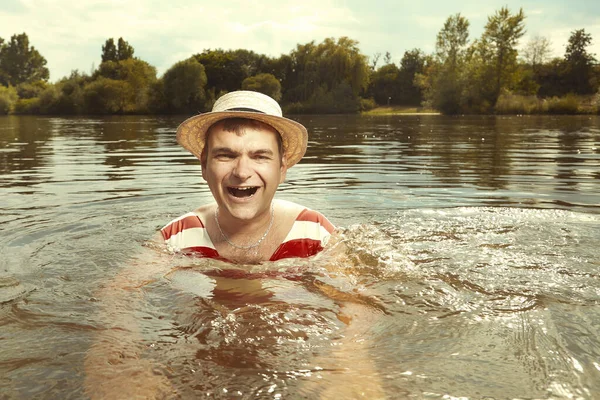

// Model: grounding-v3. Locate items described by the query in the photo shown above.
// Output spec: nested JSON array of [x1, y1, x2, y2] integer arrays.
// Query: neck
[[214, 202, 275, 248]]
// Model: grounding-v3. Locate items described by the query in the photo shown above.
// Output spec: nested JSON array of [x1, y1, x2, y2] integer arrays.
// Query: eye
[[214, 153, 236, 160]]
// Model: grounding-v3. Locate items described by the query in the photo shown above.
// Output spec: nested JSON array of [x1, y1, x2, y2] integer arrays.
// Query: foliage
[[0, 85, 18, 114], [0, 33, 49, 86], [2, 27, 598, 116], [83, 77, 131, 114], [521, 35, 552, 68], [480, 7, 526, 105], [34, 71, 90, 114], [285, 83, 360, 114], [359, 97, 377, 112], [369, 63, 400, 105], [423, 8, 526, 114], [284, 37, 370, 106], [436, 13, 470, 66], [92, 58, 157, 113], [161, 57, 208, 113], [242, 73, 282, 101], [193, 49, 269, 98], [398, 49, 429, 105], [421, 13, 470, 114], [101, 39, 117, 63], [16, 80, 47, 99], [544, 94, 580, 114], [563, 29, 597, 94], [101, 38, 135, 62], [13, 97, 41, 114], [495, 93, 543, 114]]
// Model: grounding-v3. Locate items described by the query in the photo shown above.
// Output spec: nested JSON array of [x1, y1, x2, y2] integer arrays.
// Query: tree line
[[0, 7, 598, 116]]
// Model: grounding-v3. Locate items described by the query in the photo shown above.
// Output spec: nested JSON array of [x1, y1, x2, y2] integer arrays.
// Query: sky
[[1, 0, 599, 82]]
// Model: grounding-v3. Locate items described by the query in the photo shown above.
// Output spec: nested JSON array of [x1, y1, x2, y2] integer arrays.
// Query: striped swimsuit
[[161, 208, 335, 262]]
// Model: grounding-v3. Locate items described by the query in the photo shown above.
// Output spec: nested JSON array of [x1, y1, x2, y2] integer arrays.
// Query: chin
[[222, 203, 263, 221]]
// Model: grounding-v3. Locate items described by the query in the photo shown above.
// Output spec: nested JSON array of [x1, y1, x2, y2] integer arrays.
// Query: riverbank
[[362, 93, 600, 116], [362, 105, 441, 116]]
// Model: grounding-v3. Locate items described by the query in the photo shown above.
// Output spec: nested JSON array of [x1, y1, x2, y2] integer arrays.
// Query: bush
[[360, 97, 377, 112], [36, 86, 66, 114], [0, 85, 18, 114], [13, 98, 41, 114], [544, 94, 580, 115], [242, 73, 282, 101], [161, 58, 208, 113], [16, 81, 47, 99], [495, 93, 543, 114], [283, 102, 306, 114], [83, 77, 130, 114]]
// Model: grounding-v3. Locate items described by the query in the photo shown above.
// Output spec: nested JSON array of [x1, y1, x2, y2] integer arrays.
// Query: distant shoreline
[[362, 106, 441, 116]]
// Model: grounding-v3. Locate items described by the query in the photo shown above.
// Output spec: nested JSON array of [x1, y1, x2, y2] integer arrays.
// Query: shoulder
[[277, 199, 335, 239], [160, 212, 201, 240], [274, 199, 335, 232], [160, 205, 214, 241], [274, 199, 305, 216], [270, 203, 335, 261]]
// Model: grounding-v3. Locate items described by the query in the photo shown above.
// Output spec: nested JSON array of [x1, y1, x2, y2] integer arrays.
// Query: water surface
[[1, 114, 599, 399]]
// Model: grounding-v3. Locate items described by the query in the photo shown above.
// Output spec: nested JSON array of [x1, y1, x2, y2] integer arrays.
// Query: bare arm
[[84, 233, 176, 399], [305, 235, 389, 398]]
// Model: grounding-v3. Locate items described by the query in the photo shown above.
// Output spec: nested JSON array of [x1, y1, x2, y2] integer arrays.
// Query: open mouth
[[228, 186, 259, 198]]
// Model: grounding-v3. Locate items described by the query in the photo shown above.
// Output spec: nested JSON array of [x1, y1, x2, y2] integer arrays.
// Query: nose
[[232, 156, 252, 180]]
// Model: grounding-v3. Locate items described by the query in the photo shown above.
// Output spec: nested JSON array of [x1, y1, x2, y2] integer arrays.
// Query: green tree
[[481, 7, 526, 105], [194, 49, 249, 96], [161, 57, 208, 113], [369, 64, 400, 105], [83, 77, 130, 114], [461, 36, 497, 113], [242, 73, 282, 101], [436, 13, 470, 67], [51, 70, 89, 114], [117, 38, 135, 61], [87, 57, 156, 113], [398, 49, 428, 105], [101, 37, 134, 62], [564, 29, 597, 94], [0, 33, 49, 86], [421, 13, 470, 114], [521, 35, 552, 70], [101, 38, 118, 62], [16, 80, 47, 99], [284, 37, 370, 110]]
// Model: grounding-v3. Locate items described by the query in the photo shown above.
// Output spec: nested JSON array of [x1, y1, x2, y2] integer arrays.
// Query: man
[[161, 90, 334, 264], [85, 92, 385, 399]]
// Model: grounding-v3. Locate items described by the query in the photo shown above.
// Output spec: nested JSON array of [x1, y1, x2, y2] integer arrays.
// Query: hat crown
[[212, 91, 282, 117]]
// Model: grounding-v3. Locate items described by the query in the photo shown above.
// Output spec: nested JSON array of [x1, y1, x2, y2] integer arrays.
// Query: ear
[[200, 151, 208, 180], [279, 156, 288, 184]]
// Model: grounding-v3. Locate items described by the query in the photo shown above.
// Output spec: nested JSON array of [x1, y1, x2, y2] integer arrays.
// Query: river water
[[1, 114, 599, 399]]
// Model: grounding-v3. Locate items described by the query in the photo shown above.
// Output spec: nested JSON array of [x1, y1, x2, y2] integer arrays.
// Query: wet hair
[[200, 118, 284, 167]]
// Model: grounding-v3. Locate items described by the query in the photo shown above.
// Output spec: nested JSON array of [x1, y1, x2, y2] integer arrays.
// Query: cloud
[[1, 0, 599, 81]]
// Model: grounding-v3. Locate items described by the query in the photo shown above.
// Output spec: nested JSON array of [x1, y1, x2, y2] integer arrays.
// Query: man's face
[[202, 122, 287, 222]]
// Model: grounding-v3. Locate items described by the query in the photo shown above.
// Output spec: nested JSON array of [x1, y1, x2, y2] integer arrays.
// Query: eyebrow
[[210, 147, 275, 156]]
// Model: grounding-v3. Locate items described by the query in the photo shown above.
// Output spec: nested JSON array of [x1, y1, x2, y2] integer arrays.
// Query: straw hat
[[176, 91, 308, 167]]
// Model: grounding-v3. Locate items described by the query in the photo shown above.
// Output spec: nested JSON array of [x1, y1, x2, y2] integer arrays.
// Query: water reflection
[[2, 115, 599, 211], [0, 116, 54, 188]]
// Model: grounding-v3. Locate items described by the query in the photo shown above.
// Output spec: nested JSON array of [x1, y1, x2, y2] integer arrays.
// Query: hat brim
[[176, 111, 308, 167]]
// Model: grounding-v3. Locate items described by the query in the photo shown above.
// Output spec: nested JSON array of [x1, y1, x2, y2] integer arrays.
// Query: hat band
[[225, 107, 265, 113]]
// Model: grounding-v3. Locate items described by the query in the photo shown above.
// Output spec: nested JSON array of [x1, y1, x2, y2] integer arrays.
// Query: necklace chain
[[214, 204, 274, 250]]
